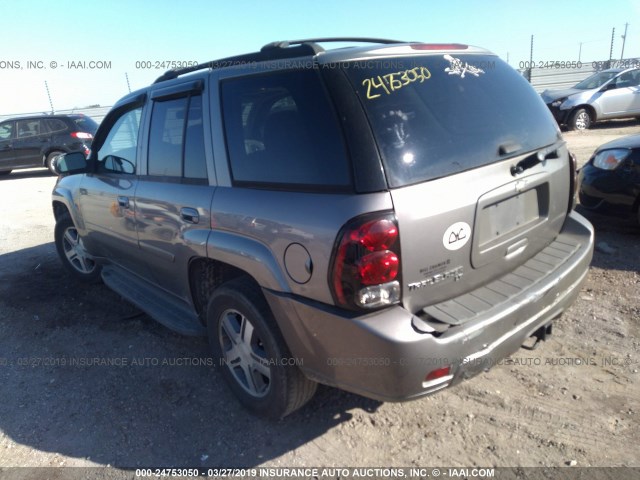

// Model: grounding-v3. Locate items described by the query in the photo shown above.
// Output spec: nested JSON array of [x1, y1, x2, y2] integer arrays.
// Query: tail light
[[71, 132, 94, 140], [330, 213, 401, 310], [568, 151, 578, 213]]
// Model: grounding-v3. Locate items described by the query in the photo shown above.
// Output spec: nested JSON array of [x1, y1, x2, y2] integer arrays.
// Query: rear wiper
[[509, 141, 564, 176]]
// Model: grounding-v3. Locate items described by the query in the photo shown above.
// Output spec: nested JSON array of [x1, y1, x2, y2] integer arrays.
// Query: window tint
[[148, 95, 207, 180], [72, 116, 99, 134], [615, 70, 640, 87], [16, 119, 42, 138], [97, 107, 142, 174], [44, 119, 68, 134], [183, 97, 207, 179], [221, 70, 350, 188], [0, 122, 12, 140], [148, 97, 186, 177], [344, 55, 559, 187]]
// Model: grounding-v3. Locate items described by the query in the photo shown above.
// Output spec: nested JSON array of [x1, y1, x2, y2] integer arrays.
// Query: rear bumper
[[265, 211, 594, 402]]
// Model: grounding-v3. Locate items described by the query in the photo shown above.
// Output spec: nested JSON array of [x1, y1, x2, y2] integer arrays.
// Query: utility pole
[[608, 27, 615, 68], [528, 34, 534, 82], [44, 81, 54, 114], [620, 23, 629, 60], [125, 72, 132, 93], [578, 42, 582, 62]]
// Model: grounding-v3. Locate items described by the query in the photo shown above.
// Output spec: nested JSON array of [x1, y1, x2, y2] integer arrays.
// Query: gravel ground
[[0, 120, 638, 472]]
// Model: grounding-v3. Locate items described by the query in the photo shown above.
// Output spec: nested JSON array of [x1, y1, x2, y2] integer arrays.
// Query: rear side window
[[44, 119, 68, 134], [221, 69, 351, 189], [147, 94, 207, 181], [344, 54, 559, 187], [16, 119, 42, 138]]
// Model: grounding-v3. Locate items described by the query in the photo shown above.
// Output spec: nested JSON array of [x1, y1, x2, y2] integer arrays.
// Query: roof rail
[[154, 37, 409, 84], [154, 43, 319, 84]]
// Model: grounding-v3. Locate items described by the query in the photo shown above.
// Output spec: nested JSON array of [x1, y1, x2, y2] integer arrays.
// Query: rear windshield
[[343, 54, 558, 187], [71, 115, 99, 134]]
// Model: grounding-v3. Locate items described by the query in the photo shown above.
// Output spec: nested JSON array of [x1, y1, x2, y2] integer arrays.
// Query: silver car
[[52, 38, 594, 418], [541, 67, 640, 130]]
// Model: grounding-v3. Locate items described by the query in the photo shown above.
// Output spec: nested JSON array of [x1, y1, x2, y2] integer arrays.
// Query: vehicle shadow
[[0, 243, 381, 468], [0, 169, 53, 181]]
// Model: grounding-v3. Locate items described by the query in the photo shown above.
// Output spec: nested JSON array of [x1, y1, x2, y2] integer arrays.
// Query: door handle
[[117, 196, 130, 209], [180, 207, 199, 224]]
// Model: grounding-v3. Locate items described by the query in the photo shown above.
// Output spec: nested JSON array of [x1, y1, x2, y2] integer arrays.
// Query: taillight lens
[[331, 213, 401, 310], [71, 132, 93, 140], [568, 151, 578, 213]]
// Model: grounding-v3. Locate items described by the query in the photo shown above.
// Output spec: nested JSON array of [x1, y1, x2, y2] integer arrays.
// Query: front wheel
[[568, 108, 592, 131], [54, 213, 102, 282], [46, 151, 64, 174], [207, 277, 317, 418]]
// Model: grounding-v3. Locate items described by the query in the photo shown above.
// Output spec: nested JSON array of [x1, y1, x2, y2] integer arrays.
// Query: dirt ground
[[0, 120, 638, 472]]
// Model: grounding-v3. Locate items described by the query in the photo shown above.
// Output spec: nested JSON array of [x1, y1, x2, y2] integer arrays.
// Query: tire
[[568, 108, 592, 131], [46, 151, 64, 175], [54, 213, 102, 282], [207, 277, 317, 418], [0, 170, 11, 176]]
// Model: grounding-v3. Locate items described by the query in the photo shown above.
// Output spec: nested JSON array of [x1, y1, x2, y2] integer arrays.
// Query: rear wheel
[[568, 108, 592, 131], [207, 277, 317, 418], [54, 213, 102, 282], [46, 151, 64, 174]]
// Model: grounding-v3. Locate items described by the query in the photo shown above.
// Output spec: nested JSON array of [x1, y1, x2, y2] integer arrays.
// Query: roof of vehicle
[[152, 38, 494, 84], [0, 113, 90, 122]]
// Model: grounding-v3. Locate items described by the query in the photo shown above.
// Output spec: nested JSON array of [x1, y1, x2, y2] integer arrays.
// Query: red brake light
[[71, 132, 93, 140], [358, 251, 399, 285], [331, 213, 401, 310], [411, 43, 468, 50], [357, 219, 398, 251]]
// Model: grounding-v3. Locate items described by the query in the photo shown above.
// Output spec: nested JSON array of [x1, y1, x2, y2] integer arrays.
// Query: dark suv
[[52, 38, 594, 418], [0, 113, 98, 175]]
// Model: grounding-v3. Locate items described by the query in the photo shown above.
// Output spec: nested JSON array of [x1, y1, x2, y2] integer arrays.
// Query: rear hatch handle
[[507, 141, 565, 176]]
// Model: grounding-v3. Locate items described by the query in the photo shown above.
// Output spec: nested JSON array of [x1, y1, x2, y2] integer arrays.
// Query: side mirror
[[52, 152, 88, 175], [600, 83, 617, 92]]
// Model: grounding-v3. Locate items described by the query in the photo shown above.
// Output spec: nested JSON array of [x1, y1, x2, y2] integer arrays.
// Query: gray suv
[[52, 38, 594, 418]]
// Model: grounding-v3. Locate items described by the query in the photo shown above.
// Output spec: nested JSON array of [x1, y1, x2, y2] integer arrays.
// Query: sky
[[1, 0, 639, 114]]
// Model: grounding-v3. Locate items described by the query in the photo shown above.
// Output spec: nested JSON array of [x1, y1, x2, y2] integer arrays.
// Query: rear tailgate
[[342, 50, 571, 315], [390, 142, 570, 314]]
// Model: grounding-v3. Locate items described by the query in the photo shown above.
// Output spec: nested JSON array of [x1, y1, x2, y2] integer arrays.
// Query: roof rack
[[154, 37, 408, 84]]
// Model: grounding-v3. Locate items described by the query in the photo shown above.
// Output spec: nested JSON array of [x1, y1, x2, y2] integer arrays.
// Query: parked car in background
[[52, 38, 594, 418], [541, 67, 640, 131], [0, 114, 98, 175], [579, 133, 640, 224]]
